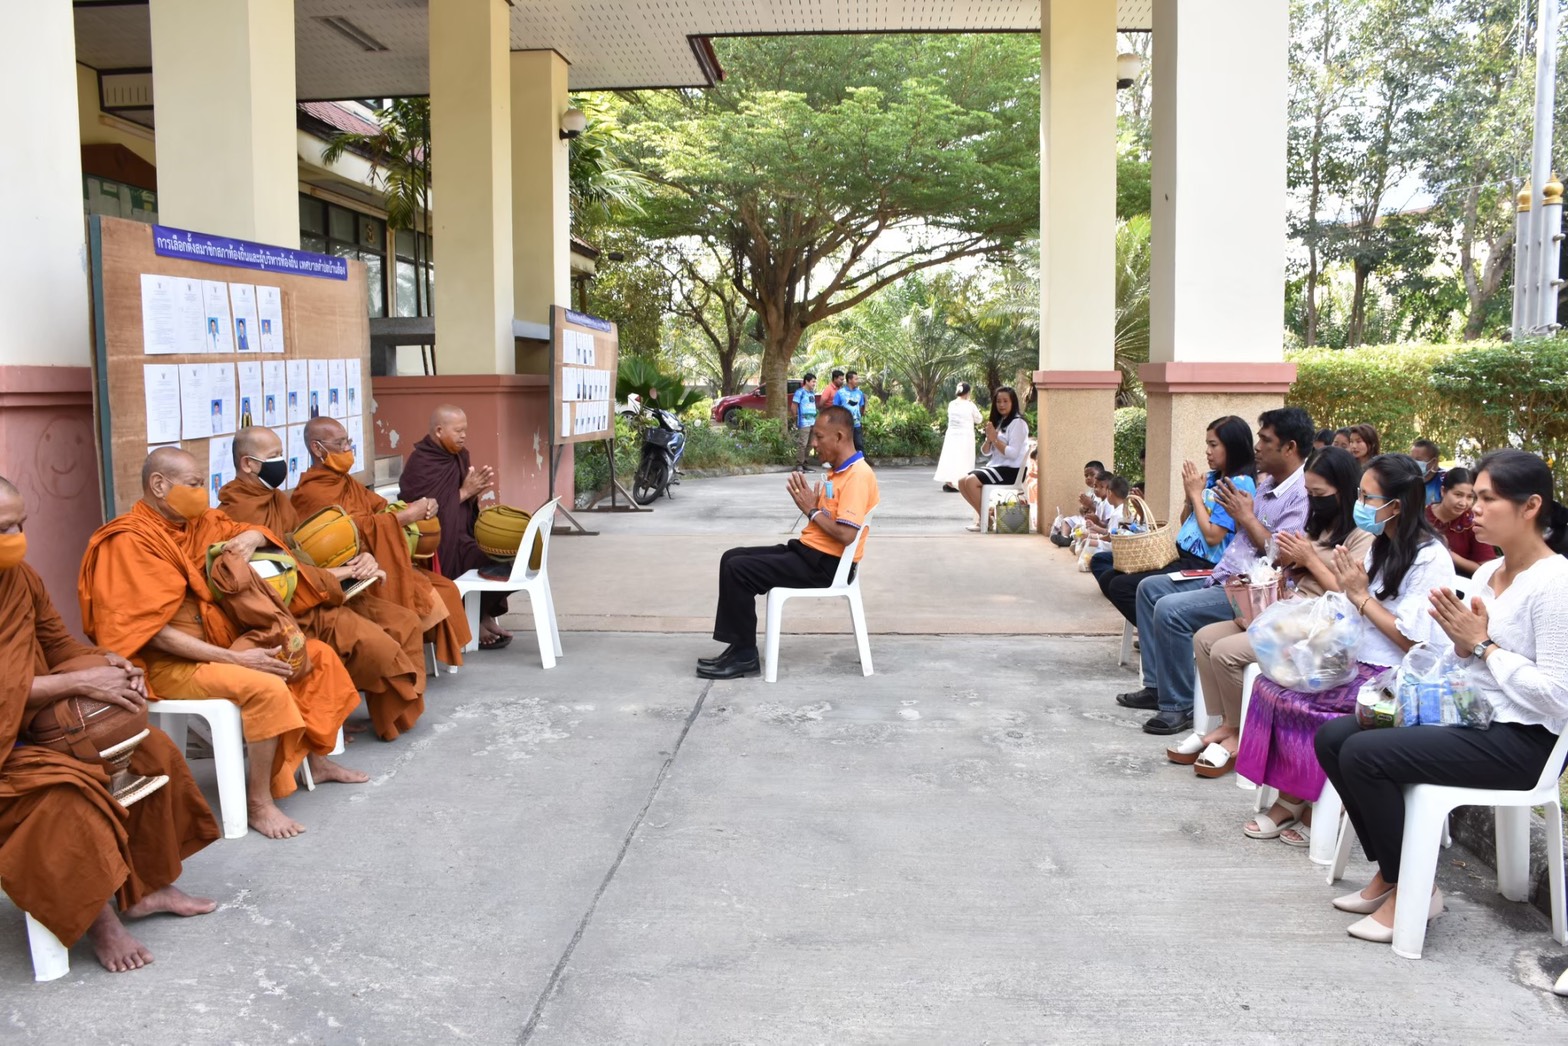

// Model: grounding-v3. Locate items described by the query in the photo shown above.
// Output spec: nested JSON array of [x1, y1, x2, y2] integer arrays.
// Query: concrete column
[[1035, 0, 1121, 524], [512, 51, 572, 340], [429, 0, 515, 377], [0, 2, 101, 631], [1143, 0, 1295, 519], [148, 0, 298, 246]]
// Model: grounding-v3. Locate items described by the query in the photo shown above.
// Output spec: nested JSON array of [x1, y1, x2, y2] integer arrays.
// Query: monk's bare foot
[[123, 885, 217, 920], [307, 755, 369, 784], [344, 721, 369, 735], [482, 617, 513, 640], [87, 904, 154, 973], [249, 799, 306, 839]]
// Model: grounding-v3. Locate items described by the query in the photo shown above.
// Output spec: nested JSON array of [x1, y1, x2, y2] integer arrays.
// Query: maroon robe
[[399, 435, 507, 616]]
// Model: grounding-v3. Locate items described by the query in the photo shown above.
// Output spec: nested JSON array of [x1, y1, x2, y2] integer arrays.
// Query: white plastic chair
[[763, 509, 876, 683], [1235, 664, 1345, 868], [453, 498, 562, 668], [1118, 622, 1135, 667], [979, 449, 1032, 534], [149, 699, 248, 840], [1377, 729, 1568, 959], [2, 885, 69, 982]]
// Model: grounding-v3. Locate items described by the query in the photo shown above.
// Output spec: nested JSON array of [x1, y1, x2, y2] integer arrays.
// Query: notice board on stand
[[88, 216, 374, 516], [549, 305, 619, 445]]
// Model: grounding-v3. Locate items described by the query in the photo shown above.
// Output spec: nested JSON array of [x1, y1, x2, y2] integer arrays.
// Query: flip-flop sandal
[[1280, 822, 1312, 848], [479, 633, 513, 650], [1165, 732, 1206, 765], [1243, 799, 1305, 840], [1193, 742, 1237, 779]]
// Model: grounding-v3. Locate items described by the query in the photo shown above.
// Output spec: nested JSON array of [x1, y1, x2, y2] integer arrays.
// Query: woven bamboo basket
[[1109, 495, 1180, 573]]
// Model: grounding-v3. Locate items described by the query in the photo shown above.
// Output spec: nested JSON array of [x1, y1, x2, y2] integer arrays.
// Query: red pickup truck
[[710, 379, 805, 426]]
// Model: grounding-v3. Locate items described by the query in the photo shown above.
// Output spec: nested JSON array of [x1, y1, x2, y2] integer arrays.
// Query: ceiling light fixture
[[1117, 52, 1145, 90], [559, 107, 587, 140], [317, 16, 390, 53]]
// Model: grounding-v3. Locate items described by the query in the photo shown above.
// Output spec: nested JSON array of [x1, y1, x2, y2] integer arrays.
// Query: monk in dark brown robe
[[398, 404, 511, 648], [291, 417, 470, 665], [219, 426, 426, 741], [0, 476, 219, 972], [79, 448, 366, 841]]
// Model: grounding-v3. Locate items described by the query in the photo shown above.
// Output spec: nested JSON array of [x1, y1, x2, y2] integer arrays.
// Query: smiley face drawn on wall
[[35, 415, 93, 501]]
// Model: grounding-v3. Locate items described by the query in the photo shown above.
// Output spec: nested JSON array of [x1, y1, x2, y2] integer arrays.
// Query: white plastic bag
[[1246, 592, 1364, 692]]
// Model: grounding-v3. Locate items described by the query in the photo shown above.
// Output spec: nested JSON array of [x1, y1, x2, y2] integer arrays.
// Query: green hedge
[[1114, 406, 1147, 485]]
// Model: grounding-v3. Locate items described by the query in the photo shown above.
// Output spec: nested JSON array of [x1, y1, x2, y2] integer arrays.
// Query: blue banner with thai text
[[152, 225, 349, 280], [565, 309, 614, 332]]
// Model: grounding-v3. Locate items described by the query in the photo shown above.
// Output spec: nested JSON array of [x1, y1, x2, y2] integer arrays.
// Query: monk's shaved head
[[429, 404, 466, 431], [233, 426, 283, 469], [142, 447, 200, 491], [0, 475, 22, 533], [0, 474, 18, 500], [429, 403, 469, 454]]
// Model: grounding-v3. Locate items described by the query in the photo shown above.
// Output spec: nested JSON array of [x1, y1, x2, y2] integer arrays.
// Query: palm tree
[[1113, 215, 1152, 406], [568, 95, 651, 238]]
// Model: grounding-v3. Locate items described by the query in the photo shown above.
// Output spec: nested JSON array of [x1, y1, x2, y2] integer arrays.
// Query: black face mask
[[1308, 493, 1340, 529], [251, 456, 289, 490]]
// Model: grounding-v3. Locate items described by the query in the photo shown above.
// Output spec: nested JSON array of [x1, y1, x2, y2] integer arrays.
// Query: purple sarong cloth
[[1235, 661, 1383, 801]]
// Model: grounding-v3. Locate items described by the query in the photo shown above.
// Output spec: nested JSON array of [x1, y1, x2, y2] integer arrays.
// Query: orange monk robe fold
[[78, 502, 360, 798], [291, 466, 469, 665], [218, 474, 426, 740], [0, 563, 219, 946]]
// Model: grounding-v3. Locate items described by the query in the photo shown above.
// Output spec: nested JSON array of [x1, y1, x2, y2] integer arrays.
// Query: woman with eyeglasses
[[1234, 454, 1454, 848]]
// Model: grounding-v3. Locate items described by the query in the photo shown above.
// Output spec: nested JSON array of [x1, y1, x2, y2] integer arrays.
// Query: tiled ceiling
[[73, 1, 1153, 98]]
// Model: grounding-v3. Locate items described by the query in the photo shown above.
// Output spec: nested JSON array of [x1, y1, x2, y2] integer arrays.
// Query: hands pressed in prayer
[[786, 470, 821, 515], [1429, 586, 1492, 658], [460, 465, 496, 501]]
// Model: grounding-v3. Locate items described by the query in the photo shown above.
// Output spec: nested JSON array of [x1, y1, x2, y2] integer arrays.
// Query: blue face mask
[[1353, 499, 1389, 536]]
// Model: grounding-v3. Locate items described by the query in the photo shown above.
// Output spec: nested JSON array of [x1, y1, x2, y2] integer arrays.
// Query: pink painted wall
[[0, 366, 104, 636], [371, 374, 574, 511]]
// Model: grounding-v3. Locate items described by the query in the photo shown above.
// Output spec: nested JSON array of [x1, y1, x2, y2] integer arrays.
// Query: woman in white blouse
[[956, 385, 1029, 532], [1316, 449, 1568, 944], [934, 382, 985, 492]]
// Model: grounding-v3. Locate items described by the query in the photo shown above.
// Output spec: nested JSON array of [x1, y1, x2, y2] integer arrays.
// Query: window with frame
[[299, 195, 387, 317], [394, 228, 435, 317]]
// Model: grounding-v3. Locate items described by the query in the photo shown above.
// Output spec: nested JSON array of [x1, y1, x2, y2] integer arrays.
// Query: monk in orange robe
[[79, 448, 366, 841], [219, 426, 426, 741], [0, 476, 219, 972], [291, 416, 470, 666]]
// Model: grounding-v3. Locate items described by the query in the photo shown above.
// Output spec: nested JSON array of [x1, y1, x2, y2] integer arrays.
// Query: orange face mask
[[165, 483, 209, 520], [0, 533, 26, 570], [323, 449, 356, 475]]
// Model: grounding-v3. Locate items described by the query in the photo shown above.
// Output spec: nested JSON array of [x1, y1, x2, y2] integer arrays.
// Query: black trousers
[[1097, 550, 1214, 625], [714, 540, 841, 648], [1315, 715, 1560, 884], [852, 427, 864, 453]]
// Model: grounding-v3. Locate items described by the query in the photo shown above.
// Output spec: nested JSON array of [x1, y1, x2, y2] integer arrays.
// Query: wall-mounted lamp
[[1116, 52, 1145, 90], [559, 107, 587, 140]]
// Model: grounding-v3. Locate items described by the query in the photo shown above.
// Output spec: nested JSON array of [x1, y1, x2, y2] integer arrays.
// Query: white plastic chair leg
[[1390, 794, 1449, 959], [1495, 805, 1533, 902], [1252, 785, 1276, 815], [464, 593, 482, 655], [1310, 781, 1343, 867], [158, 711, 190, 756], [1328, 812, 1354, 885], [1192, 677, 1220, 737], [205, 706, 249, 840], [24, 912, 69, 982], [763, 591, 787, 684], [526, 586, 557, 670], [847, 588, 873, 677], [1545, 801, 1567, 946], [1118, 622, 1134, 667], [298, 760, 315, 792], [541, 576, 563, 658]]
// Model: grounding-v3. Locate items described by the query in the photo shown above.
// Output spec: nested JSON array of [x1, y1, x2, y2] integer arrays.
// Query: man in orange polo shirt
[[698, 405, 879, 679]]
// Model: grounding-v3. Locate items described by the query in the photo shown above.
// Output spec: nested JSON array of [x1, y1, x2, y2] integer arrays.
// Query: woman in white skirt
[[934, 382, 984, 492]]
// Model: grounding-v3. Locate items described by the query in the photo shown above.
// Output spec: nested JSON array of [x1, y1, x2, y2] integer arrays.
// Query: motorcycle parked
[[623, 394, 687, 505]]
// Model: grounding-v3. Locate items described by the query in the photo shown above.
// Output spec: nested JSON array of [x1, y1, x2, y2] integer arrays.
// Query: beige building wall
[[512, 50, 572, 337]]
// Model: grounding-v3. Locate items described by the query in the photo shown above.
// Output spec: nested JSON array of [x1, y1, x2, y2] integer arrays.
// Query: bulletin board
[[87, 216, 374, 517], [549, 305, 620, 445]]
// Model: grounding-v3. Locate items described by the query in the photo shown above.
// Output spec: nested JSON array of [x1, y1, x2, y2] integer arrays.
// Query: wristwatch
[[1472, 639, 1496, 660]]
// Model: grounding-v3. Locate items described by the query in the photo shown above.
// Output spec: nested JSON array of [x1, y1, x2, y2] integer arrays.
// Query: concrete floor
[[3, 469, 1566, 1043]]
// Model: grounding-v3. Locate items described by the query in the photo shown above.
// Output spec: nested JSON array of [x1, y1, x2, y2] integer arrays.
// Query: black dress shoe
[[1116, 686, 1160, 710], [1142, 712, 1194, 736], [697, 654, 760, 680], [697, 645, 739, 669]]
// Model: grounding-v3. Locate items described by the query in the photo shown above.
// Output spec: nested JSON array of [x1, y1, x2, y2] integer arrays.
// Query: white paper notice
[[144, 364, 181, 443], [261, 360, 286, 428], [140, 274, 181, 355], [308, 359, 329, 419], [229, 284, 261, 353], [236, 360, 263, 426], [560, 402, 571, 437], [346, 416, 363, 457], [208, 361, 236, 436], [207, 435, 235, 507], [175, 278, 208, 354], [201, 280, 234, 353], [285, 424, 307, 489], [327, 359, 347, 420], [257, 286, 285, 353], [346, 358, 363, 417], [285, 359, 309, 423], [564, 329, 596, 365], [178, 363, 213, 439]]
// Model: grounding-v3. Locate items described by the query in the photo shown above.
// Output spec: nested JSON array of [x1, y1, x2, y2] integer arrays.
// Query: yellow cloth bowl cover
[[293, 504, 361, 568], [475, 505, 543, 570], [204, 542, 299, 605], [382, 501, 425, 561]]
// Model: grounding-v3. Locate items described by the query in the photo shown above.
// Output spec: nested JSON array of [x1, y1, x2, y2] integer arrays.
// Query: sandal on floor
[[1243, 799, 1305, 840], [479, 632, 513, 650], [1193, 742, 1237, 779], [1280, 822, 1312, 848], [1165, 733, 1206, 765]]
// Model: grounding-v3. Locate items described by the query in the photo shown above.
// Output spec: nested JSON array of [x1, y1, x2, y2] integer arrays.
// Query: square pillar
[[512, 51, 572, 338], [1144, 0, 1295, 519], [1036, 0, 1120, 523], [429, 0, 515, 377], [149, 0, 298, 246]]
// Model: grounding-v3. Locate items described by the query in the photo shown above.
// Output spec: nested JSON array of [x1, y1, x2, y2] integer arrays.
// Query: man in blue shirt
[[1411, 439, 1444, 505], [833, 369, 868, 453], [792, 372, 819, 471]]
